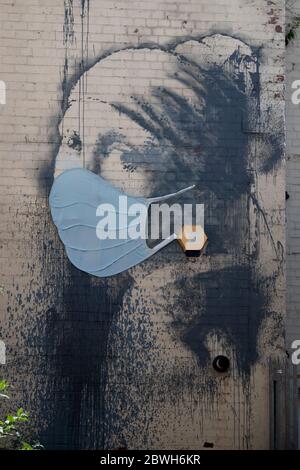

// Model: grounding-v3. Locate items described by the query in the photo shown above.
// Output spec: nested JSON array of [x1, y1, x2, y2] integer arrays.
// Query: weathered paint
[[0, 0, 286, 450]]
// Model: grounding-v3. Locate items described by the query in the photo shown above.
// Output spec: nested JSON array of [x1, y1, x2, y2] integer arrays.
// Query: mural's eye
[[66, 131, 82, 152]]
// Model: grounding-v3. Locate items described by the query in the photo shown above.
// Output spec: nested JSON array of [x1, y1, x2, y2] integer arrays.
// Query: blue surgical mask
[[49, 168, 194, 277]]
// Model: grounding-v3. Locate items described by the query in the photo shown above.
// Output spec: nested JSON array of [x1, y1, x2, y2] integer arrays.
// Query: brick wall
[[286, 0, 300, 449], [0, 0, 286, 449], [286, 0, 300, 348]]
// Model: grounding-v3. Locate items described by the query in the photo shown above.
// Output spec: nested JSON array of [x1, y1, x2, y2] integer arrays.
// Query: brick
[[0, 0, 287, 452]]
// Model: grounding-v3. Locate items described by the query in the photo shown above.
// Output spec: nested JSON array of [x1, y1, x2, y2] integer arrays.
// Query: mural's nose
[[54, 145, 83, 178], [177, 225, 207, 257]]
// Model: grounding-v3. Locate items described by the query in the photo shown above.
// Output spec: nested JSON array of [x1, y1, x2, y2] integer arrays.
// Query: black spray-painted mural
[[27, 2, 284, 450]]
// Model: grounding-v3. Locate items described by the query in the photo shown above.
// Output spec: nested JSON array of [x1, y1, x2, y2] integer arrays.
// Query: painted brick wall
[[286, 0, 300, 449], [0, 0, 286, 450], [286, 0, 300, 350]]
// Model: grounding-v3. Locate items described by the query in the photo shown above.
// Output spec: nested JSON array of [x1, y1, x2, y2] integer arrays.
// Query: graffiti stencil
[[44, 34, 284, 449]]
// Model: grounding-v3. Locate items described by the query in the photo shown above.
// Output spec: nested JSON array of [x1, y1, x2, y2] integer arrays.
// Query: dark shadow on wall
[[40, 265, 132, 449]]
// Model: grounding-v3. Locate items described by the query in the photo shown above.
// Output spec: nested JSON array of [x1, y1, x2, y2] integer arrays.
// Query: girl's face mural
[[55, 36, 259, 254], [51, 35, 283, 448]]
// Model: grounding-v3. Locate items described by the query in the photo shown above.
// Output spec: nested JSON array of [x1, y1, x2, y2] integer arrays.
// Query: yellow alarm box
[[177, 225, 207, 254]]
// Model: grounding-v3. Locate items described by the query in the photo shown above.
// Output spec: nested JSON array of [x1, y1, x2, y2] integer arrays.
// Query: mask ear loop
[[145, 184, 196, 254], [147, 233, 178, 254], [146, 184, 195, 204]]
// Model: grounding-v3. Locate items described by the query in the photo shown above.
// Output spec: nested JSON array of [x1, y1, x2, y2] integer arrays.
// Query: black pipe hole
[[212, 355, 230, 373]]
